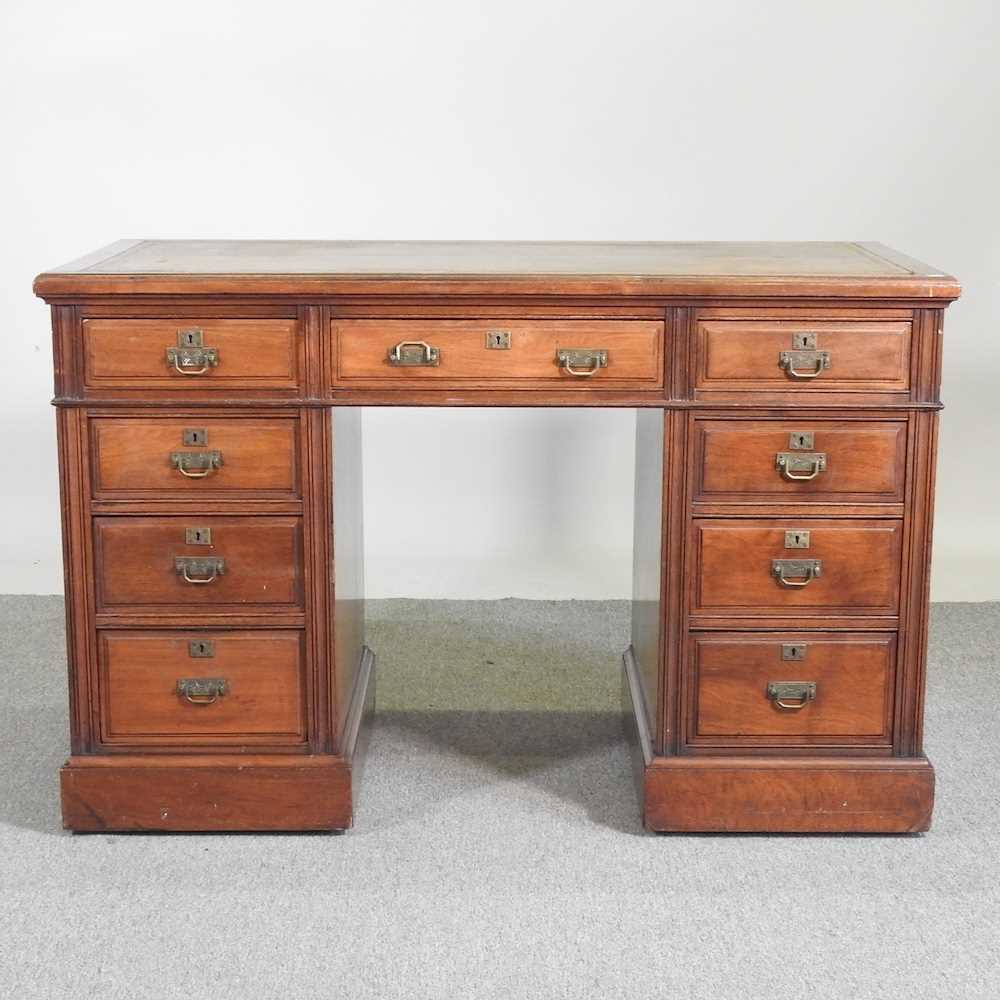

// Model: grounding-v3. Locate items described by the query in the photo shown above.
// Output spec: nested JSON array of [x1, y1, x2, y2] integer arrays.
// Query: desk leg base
[[622, 648, 935, 834], [60, 647, 377, 833]]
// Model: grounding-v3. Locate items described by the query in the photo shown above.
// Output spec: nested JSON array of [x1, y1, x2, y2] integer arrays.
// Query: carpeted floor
[[1, 596, 998, 999]]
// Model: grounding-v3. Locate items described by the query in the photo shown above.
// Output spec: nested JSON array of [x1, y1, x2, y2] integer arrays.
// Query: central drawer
[[94, 516, 303, 611], [691, 518, 902, 615], [331, 319, 664, 388], [98, 630, 307, 746]]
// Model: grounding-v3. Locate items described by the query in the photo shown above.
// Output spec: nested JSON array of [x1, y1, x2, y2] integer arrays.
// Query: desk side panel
[[332, 406, 366, 745], [631, 410, 665, 734]]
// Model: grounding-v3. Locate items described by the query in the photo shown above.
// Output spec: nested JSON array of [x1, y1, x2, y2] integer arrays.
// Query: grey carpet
[[1, 596, 998, 999]]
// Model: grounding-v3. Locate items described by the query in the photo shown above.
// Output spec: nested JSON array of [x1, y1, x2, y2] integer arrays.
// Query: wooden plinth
[[61, 648, 375, 833], [623, 648, 934, 834]]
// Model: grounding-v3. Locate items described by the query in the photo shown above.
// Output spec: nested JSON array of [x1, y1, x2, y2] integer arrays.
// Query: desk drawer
[[695, 319, 910, 392], [332, 319, 664, 387], [691, 518, 901, 615], [82, 318, 300, 390], [98, 630, 306, 746], [694, 418, 906, 500], [689, 633, 894, 746], [91, 417, 300, 498], [94, 516, 303, 611]]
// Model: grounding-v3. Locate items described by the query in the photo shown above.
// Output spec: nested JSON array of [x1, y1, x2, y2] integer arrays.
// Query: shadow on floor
[[359, 709, 646, 835]]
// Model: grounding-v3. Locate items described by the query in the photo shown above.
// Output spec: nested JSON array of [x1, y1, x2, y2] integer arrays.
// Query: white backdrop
[[2, 0, 998, 600]]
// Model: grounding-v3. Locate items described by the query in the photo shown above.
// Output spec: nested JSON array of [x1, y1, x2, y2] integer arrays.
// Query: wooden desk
[[34, 241, 960, 833]]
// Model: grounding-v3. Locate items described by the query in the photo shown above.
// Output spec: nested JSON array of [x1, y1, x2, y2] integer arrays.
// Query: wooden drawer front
[[690, 633, 894, 745], [91, 417, 300, 498], [694, 418, 906, 500], [692, 519, 901, 615], [695, 320, 910, 392], [94, 516, 303, 610], [99, 631, 306, 745], [332, 319, 664, 387], [82, 319, 300, 390]]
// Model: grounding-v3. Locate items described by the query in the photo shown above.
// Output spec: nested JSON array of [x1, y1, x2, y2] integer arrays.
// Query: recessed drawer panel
[[90, 417, 300, 498], [82, 318, 300, 390], [98, 630, 306, 746], [695, 319, 910, 392], [689, 633, 894, 745], [94, 516, 303, 611], [332, 319, 664, 388], [691, 519, 901, 615], [694, 418, 906, 500]]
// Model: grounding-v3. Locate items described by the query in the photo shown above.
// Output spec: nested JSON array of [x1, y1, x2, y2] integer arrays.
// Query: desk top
[[34, 240, 960, 300]]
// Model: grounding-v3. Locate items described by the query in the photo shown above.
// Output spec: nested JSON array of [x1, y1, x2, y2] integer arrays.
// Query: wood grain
[[82, 318, 300, 390], [60, 755, 352, 832], [98, 630, 306, 746], [90, 416, 300, 497], [693, 416, 906, 500], [331, 406, 366, 744], [691, 518, 902, 615], [332, 318, 664, 388], [642, 755, 934, 833], [689, 633, 894, 745], [696, 319, 911, 392], [93, 516, 303, 610], [630, 411, 666, 734]]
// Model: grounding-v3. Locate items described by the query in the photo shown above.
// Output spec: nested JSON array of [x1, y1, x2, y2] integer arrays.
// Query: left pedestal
[[48, 305, 368, 832]]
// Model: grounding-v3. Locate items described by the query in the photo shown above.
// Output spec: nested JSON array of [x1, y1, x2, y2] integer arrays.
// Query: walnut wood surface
[[98, 630, 306, 746], [332, 318, 664, 388], [696, 319, 911, 391], [331, 408, 366, 744], [90, 416, 300, 497], [690, 633, 894, 745], [82, 318, 300, 390], [691, 518, 901, 615], [693, 417, 906, 500], [60, 755, 352, 832], [38, 239, 958, 834], [642, 755, 934, 833], [93, 515, 303, 610], [630, 411, 666, 735]]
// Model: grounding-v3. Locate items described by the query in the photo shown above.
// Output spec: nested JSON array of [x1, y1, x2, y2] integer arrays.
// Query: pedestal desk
[[34, 240, 960, 833]]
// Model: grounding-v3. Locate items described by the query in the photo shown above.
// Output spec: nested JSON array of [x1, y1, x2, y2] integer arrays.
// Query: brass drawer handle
[[387, 340, 440, 366], [771, 558, 822, 587], [174, 556, 225, 584], [165, 346, 220, 375], [171, 450, 224, 479], [556, 348, 609, 377], [778, 349, 831, 380], [775, 452, 827, 481], [767, 680, 817, 710], [176, 677, 228, 705], [166, 328, 220, 375]]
